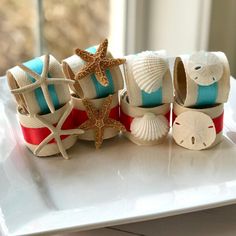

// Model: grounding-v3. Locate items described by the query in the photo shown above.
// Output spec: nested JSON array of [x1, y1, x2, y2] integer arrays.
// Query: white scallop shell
[[132, 52, 168, 93], [172, 111, 216, 150], [130, 113, 169, 141], [188, 51, 223, 86]]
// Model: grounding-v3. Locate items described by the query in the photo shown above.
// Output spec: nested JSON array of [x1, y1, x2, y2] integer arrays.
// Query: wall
[[146, 0, 212, 56], [208, 0, 236, 77]]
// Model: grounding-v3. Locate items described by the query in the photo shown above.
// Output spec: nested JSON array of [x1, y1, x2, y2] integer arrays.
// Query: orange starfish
[[74, 39, 126, 86], [79, 95, 126, 149]]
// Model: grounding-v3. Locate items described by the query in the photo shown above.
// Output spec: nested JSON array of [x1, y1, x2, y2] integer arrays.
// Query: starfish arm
[[47, 78, 75, 85], [96, 38, 108, 58], [34, 114, 56, 133], [42, 54, 50, 78], [94, 66, 109, 86], [101, 58, 126, 68], [65, 64, 75, 80], [94, 127, 105, 149], [100, 95, 113, 118], [75, 62, 96, 81], [75, 48, 94, 62], [60, 129, 84, 136], [106, 118, 126, 132], [34, 133, 53, 155], [79, 119, 95, 130], [54, 135, 69, 160], [10, 81, 41, 94], [18, 64, 41, 81], [57, 104, 73, 129], [81, 99, 96, 120], [41, 83, 55, 113]]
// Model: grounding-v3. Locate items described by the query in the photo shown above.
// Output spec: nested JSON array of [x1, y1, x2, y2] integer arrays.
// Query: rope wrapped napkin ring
[[7, 54, 74, 115], [72, 94, 126, 149], [123, 50, 173, 107], [62, 39, 125, 99], [172, 101, 224, 150], [174, 51, 230, 107], [120, 90, 171, 145], [18, 102, 84, 159]]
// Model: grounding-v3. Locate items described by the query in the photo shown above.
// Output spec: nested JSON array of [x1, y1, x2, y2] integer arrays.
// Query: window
[[0, 0, 36, 75], [0, 0, 126, 76]]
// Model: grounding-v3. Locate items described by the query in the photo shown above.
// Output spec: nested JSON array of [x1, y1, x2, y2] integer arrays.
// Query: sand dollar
[[188, 51, 223, 86], [172, 111, 216, 150]]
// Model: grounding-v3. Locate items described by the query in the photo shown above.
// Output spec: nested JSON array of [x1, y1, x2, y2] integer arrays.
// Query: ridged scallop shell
[[132, 52, 168, 93], [172, 111, 216, 150], [130, 113, 169, 141], [188, 51, 223, 86]]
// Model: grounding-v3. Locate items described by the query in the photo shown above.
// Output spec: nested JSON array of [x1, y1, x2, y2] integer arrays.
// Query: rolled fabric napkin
[[172, 101, 224, 150], [123, 50, 173, 107], [18, 102, 84, 159], [7, 54, 73, 115], [62, 39, 125, 99], [174, 51, 230, 107], [71, 93, 125, 149], [120, 90, 171, 145]]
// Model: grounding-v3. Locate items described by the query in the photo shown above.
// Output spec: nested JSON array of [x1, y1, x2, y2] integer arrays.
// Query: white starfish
[[34, 103, 84, 159], [11, 54, 75, 113]]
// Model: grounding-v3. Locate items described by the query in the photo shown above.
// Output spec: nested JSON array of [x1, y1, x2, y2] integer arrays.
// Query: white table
[[1, 76, 236, 236]]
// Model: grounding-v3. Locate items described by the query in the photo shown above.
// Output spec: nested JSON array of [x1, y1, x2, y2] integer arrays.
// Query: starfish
[[34, 103, 84, 159], [79, 95, 126, 149], [11, 54, 75, 113], [74, 38, 126, 86]]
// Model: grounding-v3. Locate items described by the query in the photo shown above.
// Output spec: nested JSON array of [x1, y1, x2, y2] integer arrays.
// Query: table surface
[[1, 76, 236, 236]]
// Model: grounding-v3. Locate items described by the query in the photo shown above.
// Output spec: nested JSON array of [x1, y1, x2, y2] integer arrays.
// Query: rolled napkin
[[7, 54, 73, 115], [71, 93, 126, 148], [18, 102, 84, 159], [172, 101, 224, 150], [62, 39, 125, 99], [123, 50, 173, 107], [174, 51, 230, 107], [120, 90, 171, 145]]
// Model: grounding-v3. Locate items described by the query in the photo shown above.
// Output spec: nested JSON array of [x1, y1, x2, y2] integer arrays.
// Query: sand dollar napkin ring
[[72, 93, 125, 148], [18, 102, 84, 159], [174, 51, 230, 107], [120, 90, 170, 145], [7, 54, 73, 115], [172, 101, 224, 150], [123, 50, 173, 107], [62, 38, 125, 99]]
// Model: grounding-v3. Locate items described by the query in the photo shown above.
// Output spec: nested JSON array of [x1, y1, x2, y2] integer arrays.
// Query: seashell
[[172, 111, 216, 150], [132, 52, 168, 93], [188, 51, 224, 86], [130, 112, 169, 141]]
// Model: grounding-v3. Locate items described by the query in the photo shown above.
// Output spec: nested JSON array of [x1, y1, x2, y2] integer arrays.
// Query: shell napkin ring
[[174, 51, 230, 107], [123, 50, 173, 107], [130, 113, 169, 142], [187, 51, 223, 86], [132, 51, 168, 93]]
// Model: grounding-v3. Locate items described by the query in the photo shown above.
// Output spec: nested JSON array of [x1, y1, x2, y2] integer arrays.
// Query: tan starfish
[[11, 54, 75, 113], [74, 38, 126, 86], [34, 103, 84, 159], [79, 95, 126, 149]]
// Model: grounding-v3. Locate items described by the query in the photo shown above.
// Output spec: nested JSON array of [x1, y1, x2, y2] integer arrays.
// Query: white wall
[[146, 0, 212, 56]]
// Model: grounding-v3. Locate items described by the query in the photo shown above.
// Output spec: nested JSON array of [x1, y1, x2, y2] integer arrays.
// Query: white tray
[[1, 76, 236, 236]]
